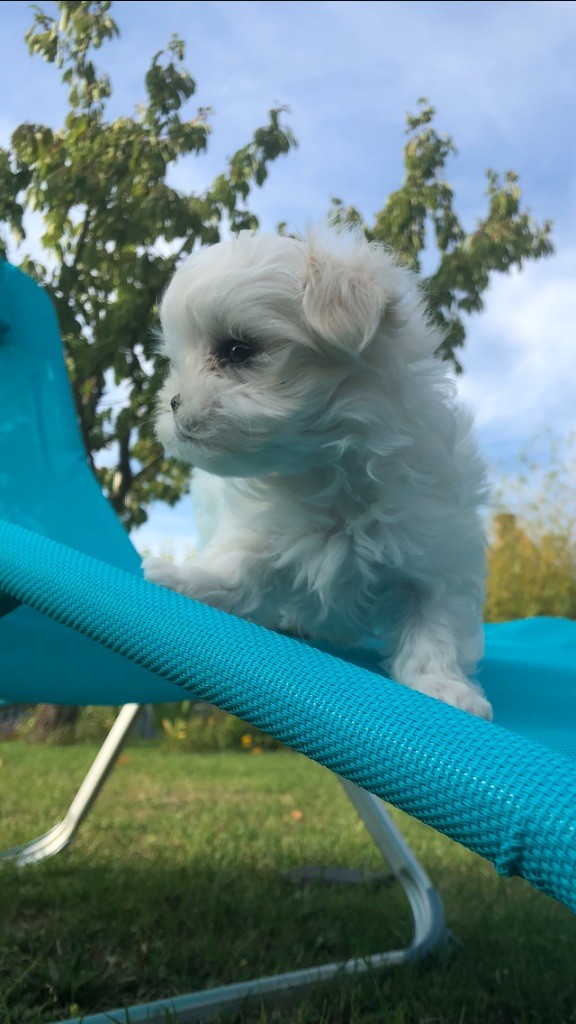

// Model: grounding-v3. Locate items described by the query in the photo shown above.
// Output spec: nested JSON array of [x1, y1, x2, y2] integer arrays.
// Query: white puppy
[[143, 229, 492, 719]]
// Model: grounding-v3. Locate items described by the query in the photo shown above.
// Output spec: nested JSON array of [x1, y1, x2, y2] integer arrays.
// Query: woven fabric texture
[[1, 518, 575, 914], [0, 260, 188, 703]]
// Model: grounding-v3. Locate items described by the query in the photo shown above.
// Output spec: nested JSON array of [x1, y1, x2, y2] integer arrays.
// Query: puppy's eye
[[215, 336, 258, 368]]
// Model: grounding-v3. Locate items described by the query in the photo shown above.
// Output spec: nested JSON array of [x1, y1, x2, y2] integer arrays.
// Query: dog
[[143, 228, 492, 719]]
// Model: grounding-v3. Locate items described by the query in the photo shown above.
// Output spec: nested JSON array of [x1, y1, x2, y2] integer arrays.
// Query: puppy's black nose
[[170, 394, 181, 413]]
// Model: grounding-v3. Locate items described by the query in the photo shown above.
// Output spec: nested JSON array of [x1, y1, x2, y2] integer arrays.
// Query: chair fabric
[[0, 259, 185, 703], [1, 258, 575, 917]]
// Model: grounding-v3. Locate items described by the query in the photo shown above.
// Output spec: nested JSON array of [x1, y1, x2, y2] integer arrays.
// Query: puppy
[[143, 229, 492, 719]]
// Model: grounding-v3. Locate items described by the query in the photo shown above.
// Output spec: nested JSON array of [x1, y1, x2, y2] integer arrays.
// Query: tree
[[0, 0, 296, 529], [0, 7, 554, 536], [330, 100, 553, 370]]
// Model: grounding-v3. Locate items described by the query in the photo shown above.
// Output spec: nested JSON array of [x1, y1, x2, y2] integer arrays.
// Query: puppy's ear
[[302, 242, 387, 353]]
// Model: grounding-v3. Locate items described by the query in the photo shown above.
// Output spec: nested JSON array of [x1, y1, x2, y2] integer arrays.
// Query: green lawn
[[1, 742, 575, 1024]]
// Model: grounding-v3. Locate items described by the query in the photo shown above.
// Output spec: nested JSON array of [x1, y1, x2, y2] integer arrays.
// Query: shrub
[[153, 701, 284, 753], [485, 432, 576, 622]]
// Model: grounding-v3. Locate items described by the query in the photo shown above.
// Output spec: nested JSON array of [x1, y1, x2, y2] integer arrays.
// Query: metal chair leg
[[0, 703, 142, 867], [339, 777, 448, 957]]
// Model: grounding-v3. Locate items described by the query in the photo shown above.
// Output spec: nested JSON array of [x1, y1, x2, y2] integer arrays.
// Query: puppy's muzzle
[[174, 410, 217, 446]]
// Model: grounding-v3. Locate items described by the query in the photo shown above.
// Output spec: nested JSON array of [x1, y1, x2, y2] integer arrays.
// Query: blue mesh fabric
[[0, 260, 188, 703], [1, 518, 575, 914]]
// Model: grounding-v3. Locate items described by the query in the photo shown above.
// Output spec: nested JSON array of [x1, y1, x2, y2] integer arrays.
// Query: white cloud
[[457, 245, 576, 466]]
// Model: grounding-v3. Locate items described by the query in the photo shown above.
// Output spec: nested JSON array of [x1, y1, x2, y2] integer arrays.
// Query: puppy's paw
[[142, 555, 185, 592], [142, 555, 239, 611], [406, 674, 493, 720]]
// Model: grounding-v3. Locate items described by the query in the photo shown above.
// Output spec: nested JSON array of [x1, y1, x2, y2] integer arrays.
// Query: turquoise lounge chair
[[1, 261, 575, 1024]]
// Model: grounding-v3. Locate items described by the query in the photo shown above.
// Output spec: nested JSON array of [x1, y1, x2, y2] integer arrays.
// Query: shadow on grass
[[1, 854, 413, 1024]]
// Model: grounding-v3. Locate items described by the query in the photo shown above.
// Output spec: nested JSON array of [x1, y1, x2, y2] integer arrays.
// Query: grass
[[1, 742, 575, 1024]]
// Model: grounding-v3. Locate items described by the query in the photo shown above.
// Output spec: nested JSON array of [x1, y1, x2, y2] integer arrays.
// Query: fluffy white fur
[[143, 229, 492, 719]]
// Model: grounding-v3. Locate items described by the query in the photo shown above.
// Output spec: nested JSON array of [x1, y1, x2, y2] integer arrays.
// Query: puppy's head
[[155, 229, 433, 477]]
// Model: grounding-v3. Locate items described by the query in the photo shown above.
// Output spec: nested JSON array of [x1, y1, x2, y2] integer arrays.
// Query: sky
[[1, 0, 575, 555]]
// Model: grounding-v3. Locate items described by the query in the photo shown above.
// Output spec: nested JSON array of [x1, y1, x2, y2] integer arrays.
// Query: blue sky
[[2, 1, 575, 555]]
